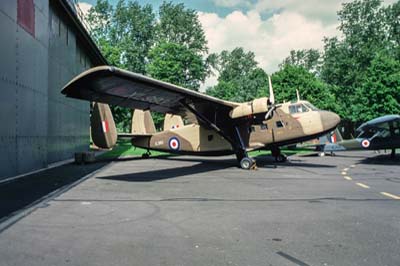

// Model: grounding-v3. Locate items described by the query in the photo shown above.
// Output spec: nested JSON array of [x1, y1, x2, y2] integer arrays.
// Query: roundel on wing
[[168, 137, 180, 150], [361, 139, 370, 148]]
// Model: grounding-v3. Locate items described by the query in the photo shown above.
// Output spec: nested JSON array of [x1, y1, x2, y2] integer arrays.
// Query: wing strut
[[179, 100, 234, 145], [180, 100, 256, 169]]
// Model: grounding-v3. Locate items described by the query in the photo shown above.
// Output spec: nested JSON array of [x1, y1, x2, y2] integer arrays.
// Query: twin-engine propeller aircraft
[[323, 115, 400, 158], [62, 66, 340, 169]]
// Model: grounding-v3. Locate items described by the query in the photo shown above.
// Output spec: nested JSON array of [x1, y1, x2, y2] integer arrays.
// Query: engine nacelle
[[229, 97, 270, 119]]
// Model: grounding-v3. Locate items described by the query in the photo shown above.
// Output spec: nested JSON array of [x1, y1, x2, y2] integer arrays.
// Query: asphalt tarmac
[[0, 151, 399, 266]]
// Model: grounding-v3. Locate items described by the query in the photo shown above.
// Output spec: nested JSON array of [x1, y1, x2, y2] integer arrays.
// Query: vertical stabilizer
[[131, 110, 156, 134], [163, 113, 184, 130], [91, 103, 117, 149]]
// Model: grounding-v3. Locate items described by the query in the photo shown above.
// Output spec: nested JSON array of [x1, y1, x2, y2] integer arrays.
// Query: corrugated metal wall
[[0, 0, 97, 180]]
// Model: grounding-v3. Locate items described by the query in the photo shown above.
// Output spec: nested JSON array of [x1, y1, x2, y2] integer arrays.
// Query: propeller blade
[[268, 75, 275, 104]]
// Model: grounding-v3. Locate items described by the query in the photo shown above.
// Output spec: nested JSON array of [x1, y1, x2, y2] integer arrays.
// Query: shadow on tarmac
[[97, 160, 232, 182], [359, 154, 400, 165], [0, 162, 108, 222], [97, 156, 335, 182]]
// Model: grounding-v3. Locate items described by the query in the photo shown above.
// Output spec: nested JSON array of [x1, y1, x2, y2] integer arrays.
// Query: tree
[[272, 65, 339, 114], [147, 42, 207, 90], [156, 2, 208, 55], [280, 49, 322, 75], [146, 2, 212, 129], [87, 0, 156, 131], [320, 0, 400, 122], [353, 51, 400, 121], [87, 0, 155, 73], [207, 48, 269, 102]]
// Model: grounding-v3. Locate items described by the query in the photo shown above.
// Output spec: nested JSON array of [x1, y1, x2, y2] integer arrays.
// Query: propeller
[[268, 75, 275, 105], [265, 75, 277, 120]]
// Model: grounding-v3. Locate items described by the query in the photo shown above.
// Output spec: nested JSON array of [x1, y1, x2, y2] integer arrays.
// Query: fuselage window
[[276, 121, 284, 128]]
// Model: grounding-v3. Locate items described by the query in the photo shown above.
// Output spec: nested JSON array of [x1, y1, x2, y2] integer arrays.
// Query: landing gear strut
[[142, 150, 151, 159], [271, 147, 287, 162], [391, 148, 396, 159], [233, 126, 257, 170]]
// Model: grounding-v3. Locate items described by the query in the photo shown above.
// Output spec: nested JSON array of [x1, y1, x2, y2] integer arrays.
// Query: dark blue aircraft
[[324, 115, 400, 158]]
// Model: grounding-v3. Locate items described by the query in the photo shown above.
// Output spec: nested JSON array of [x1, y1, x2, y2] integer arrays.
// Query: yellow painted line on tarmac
[[350, 164, 356, 168], [380, 192, 400, 200], [343, 176, 352, 181], [341, 171, 347, 175], [343, 168, 349, 171], [356, 182, 370, 189]]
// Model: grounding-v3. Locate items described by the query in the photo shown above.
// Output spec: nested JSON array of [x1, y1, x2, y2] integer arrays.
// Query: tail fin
[[330, 128, 343, 143], [131, 110, 156, 134], [163, 113, 184, 130], [91, 103, 117, 149]]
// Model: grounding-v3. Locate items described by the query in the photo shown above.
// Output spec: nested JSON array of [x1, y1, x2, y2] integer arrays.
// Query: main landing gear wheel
[[275, 154, 287, 163], [271, 147, 287, 163], [141, 150, 151, 159], [240, 157, 256, 170]]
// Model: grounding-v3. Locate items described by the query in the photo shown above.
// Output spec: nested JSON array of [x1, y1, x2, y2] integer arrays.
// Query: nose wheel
[[271, 147, 287, 162]]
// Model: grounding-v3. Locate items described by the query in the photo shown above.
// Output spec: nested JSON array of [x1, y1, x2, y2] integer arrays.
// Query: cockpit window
[[289, 104, 309, 114], [356, 128, 377, 138], [304, 103, 319, 111]]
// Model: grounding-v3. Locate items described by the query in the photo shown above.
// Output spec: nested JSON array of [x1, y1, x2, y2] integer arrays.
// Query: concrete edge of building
[[0, 150, 107, 185]]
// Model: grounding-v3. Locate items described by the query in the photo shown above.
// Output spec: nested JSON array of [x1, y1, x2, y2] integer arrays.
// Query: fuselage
[[131, 100, 340, 155]]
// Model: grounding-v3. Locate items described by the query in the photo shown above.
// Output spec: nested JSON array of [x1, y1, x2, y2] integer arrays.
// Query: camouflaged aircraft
[[323, 115, 400, 158], [62, 66, 340, 169]]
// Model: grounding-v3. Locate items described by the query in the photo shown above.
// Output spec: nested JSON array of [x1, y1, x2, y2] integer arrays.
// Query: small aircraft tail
[[131, 109, 156, 135], [91, 102, 118, 149], [330, 128, 343, 143], [163, 113, 184, 130]]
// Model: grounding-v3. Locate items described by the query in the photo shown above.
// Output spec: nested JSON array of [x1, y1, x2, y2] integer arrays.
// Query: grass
[[96, 139, 314, 160], [95, 140, 169, 160]]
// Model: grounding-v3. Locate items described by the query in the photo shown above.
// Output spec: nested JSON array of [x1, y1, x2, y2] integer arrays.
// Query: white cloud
[[199, 9, 338, 84], [213, 0, 252, 8]]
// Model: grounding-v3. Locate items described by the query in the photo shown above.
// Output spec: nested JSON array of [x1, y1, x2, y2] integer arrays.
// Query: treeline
[[87, 0, 400, 132]]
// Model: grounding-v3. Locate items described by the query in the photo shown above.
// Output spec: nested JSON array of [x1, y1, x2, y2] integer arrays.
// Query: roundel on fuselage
[[168, 137, 180, 150], [361, 139, 370, 148]]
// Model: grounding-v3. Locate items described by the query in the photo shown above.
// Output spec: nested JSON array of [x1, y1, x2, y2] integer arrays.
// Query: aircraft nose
[[321, 111, 341, 131]]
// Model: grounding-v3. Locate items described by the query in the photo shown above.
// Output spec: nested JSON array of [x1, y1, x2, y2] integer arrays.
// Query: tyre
[[240, 157, 253, 169], [275, 154, 287, 162]]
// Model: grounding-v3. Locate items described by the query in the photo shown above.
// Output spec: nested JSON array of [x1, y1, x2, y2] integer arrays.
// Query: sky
[[77, 0, 397, 90]]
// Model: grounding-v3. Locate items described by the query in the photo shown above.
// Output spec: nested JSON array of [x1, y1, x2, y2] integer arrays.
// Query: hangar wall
[[0, 0, 106, 180]]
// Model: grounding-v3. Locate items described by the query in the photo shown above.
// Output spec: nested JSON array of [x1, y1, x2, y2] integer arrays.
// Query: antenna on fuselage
[[268, 75, 275, 104], [296, 89, 301, 102]]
